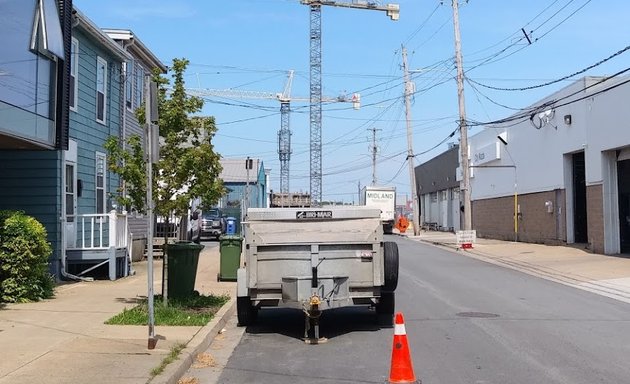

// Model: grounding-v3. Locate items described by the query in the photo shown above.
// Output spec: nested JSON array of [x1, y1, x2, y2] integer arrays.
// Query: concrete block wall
[[473, 190, 567, 245], [586, 184, 604, 253]]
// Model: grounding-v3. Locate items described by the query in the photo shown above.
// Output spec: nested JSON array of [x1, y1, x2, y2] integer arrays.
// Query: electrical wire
[[467, 68, 630, 127], [467, 44, 630, 92]]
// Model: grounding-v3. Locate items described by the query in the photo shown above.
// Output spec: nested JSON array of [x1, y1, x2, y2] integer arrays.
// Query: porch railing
[[67, 210, 129, 250]]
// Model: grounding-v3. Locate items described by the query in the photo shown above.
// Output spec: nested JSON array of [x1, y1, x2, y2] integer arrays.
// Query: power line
[[467, 68, 630, 127], [468, 44, 630, 92]]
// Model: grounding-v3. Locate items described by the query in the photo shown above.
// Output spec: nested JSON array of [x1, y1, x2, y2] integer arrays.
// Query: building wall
[[467, 77, 630, 253], [0, 151, 62, 273], [473, 189, 566, 244], [71, 29, 122, 216], [586, 184, 604, 253]]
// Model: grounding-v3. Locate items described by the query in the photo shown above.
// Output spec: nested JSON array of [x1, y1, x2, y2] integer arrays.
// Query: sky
[[73, 0, 630, 203]]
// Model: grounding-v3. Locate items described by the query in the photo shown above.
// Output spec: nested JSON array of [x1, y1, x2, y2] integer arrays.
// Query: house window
[[96, 152, 106, 214], [65, 164, 75, 221], [135, 62, 143, 108], [0, 0, 63, 146], [70, 38, 78, 111], [96, 56, 107, 124], [125, 60, 133, 110], [30, 0, 65, 59]]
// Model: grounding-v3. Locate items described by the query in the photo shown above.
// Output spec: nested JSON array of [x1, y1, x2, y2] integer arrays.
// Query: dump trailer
[[236, 206, 399, 342]]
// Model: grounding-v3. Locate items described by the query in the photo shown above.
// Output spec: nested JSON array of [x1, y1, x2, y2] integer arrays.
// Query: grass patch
[[150, 342, 186, 378], [105, 294, 229, 326]]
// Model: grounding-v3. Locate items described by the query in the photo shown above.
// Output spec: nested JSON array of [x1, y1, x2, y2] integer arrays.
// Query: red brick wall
[[586, 184, 604, 253], [473, 190, 566, 245]]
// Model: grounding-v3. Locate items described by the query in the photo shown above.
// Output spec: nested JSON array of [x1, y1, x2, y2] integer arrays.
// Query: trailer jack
[[303, 294, 327, 344]]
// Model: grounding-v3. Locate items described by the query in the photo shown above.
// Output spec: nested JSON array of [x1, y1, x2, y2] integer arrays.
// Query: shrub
[[0, 210, 55, 303]]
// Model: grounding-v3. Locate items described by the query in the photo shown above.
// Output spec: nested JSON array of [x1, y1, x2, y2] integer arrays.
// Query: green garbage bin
[[219, 235, 242, 281], [166, 241, 204, 298]]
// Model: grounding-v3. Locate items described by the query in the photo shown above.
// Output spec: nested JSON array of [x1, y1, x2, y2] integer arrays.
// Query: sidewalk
[[407, 230, 630, 304], [2, 232, 630, 384], [0, 244, 236, 384]]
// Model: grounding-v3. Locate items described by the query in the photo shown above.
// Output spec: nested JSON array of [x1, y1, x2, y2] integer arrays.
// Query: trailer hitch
[[303, 294, 327, 344]]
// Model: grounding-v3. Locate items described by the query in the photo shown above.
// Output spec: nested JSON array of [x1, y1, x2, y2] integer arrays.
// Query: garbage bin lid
[[166, 241, 205, 250], [219, 234, 242, 241]]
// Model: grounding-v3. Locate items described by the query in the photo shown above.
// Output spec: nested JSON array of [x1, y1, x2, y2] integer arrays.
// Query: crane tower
[[186, 71, 360, 193], [300, 0, 399, 205]]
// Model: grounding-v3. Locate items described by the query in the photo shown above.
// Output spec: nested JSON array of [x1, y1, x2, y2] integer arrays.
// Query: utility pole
[[369, 127, 381, 185], [401, 46, 420, 236], [145, 76, 156, 350], [452, 0, 471, 231]]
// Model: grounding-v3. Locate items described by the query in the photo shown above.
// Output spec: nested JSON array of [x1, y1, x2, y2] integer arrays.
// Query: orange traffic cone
[[389, 312, 420, 383]]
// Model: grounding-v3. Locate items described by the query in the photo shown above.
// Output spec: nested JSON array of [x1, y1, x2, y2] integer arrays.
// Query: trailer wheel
[[376, 291, 395, 327], [383, 241, 399, 291], [237, 297, 257, 326]]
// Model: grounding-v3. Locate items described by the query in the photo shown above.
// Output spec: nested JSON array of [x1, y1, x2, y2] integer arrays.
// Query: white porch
[[66, 210, 133, 280]]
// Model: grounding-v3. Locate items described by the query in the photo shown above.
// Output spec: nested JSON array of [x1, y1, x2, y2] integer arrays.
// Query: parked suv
[[200, 208, 226, 240]]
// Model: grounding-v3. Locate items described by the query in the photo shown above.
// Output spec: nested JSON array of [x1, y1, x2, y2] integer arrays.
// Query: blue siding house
[[218, 158, 269, 220], [0, 0, 72, 279], [0, 2, 138, 281], [62, 8, 133, 279]]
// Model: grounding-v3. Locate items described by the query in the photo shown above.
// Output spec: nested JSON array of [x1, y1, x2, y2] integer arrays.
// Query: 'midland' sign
[[366, 192, 394, 200]]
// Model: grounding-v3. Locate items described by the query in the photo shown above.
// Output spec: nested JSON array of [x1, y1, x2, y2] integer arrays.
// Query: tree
[[107, 57, 224, 225]]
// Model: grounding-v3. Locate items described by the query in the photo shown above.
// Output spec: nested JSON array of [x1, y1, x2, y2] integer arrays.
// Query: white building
[[465, 76, 630, 255]]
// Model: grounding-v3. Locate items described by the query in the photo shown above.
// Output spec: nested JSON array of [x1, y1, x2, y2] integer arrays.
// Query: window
[[0, 0, 62, 146], [96, 56, 107, 124], [65, 164, 75, 221], [95, 152, 106, 214], [70, 38, 78, 111], [134, 62, 143, 108], [30, 0, 65, 59], [125, 60, 133, 110]]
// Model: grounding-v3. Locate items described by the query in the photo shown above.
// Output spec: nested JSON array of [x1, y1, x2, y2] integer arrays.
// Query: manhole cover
[[456, 312, 499, 318]]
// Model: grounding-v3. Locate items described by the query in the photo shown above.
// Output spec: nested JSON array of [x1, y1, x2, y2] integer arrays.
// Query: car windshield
[[203, 210, 220, 219]]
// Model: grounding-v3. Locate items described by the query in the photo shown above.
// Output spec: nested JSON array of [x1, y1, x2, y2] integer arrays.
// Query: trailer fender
[[237, 268, 248, 297]]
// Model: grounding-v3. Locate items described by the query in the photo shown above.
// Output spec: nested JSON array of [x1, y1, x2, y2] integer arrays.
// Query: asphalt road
[[184, 236, 630, 384]]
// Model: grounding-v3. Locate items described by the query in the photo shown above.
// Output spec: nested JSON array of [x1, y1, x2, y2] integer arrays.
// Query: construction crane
[[186, 70, 360, 194], [300, 0, 399, 205]]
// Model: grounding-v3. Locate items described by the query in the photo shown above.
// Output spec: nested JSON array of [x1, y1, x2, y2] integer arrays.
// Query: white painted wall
[[468, 77, 630, 200]]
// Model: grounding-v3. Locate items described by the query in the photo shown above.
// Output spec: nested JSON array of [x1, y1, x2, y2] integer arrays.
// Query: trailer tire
[[376, 291, 395, 327], [237, 297, 257, 326], [383, 241, 399, 291]]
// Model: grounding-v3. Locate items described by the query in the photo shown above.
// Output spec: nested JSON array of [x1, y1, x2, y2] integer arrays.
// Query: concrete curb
[[150, 297, 237, 384]]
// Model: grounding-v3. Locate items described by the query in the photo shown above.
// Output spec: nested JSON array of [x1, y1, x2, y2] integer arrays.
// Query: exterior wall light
[[564, 114, 572, 125]]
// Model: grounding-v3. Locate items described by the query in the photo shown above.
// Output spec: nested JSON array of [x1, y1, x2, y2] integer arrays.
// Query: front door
[[618, 159, 630, 253], [65, 141, 78, 248], [572, 152, 588, 243]]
